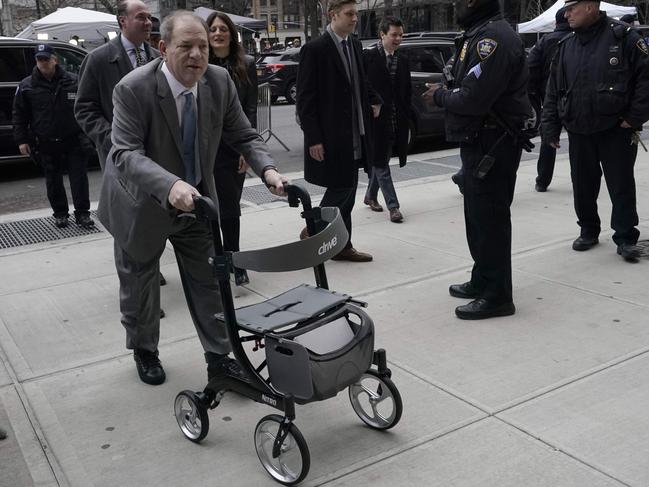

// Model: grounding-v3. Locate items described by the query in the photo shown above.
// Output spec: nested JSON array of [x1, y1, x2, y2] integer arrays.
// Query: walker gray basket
[[233, 284, 375, 403]]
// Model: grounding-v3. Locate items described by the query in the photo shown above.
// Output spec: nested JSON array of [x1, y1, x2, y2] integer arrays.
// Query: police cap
[[564, 0, 599, 7], [34, 43, 55, 59]]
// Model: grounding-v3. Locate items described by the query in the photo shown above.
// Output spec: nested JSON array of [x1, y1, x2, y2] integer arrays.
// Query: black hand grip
[[285, 183, 312, 210], [192, 195, 220, 221]]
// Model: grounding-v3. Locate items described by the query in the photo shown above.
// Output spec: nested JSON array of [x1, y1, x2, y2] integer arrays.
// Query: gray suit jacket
[[98, 58, 274, 262], [75, 34, 159, 168]]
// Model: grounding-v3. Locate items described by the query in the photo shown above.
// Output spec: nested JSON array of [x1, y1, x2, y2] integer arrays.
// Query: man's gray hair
[[160, 10, 208, 44]]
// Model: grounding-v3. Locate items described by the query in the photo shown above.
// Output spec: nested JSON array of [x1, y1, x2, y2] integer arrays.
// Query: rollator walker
[[174, 184, 403, 485]]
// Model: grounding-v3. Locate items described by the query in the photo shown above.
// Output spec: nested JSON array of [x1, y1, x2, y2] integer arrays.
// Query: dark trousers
[[115, 218, 229, 355], [366, 165, 400, 209], [460, 129, 522, 304], [39, 142, 90, 218], [319, 168, 359, 249], [535, 142, 557, 188], [567, 127, 639, 245]]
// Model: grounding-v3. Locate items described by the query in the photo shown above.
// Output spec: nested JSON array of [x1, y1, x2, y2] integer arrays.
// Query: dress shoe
[[234, 267, 250, 286], [535, 183, 547, 192], [449, 282, 482, 299], [389, 208, 403, 223], [76, 214, 95, 228], [160, 309, 165, 319], [331, 247, 373, 262], [572, 236, 599, 251], [455, 299, 515, 320], [617, 243, 641, 262], [364, 197, 383, 212], [159, 272, 167, 286], [206, 353, 249, 382], [0, 427, 7, 440], [451, 173, 464, 195], [299, 226, 309, 240], [133, 349, 166, 385], [54, 215, 69, 228]]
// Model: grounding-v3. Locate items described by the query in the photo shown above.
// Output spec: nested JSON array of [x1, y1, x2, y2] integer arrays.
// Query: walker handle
[[285, 183, 312, 211], [192, 195, 220, 221]]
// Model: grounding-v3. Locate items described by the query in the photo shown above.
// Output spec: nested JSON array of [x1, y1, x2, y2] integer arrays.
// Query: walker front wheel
[[348, 370, 402, 430], [174, 390, 209, 442], [254, 414, 310, 485]]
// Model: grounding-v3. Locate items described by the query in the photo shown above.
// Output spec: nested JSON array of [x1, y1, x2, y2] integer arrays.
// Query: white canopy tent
[[17, 7, 119, 50], [518, 0, 637, 33]]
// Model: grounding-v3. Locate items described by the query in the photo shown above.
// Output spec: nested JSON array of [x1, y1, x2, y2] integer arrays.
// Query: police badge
[[637, 39, 649, 56], [477, 38, 498, 60]]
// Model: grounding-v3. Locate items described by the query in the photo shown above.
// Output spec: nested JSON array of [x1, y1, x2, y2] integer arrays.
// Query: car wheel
[[285, 81, 297, 104]]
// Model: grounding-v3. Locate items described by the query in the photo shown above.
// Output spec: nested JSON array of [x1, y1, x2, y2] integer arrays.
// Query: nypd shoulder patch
[[637, 39, 649, 56], [477, 38, 498, 60]]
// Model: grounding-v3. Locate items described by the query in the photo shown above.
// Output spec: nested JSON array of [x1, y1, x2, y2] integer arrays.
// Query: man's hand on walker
[[264, 169, 289, 196], [169, 180, 201, 212]]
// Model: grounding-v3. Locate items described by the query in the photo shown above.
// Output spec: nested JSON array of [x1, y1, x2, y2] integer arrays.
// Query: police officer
[[542, 0, 649, 262], [528, 7, 571, 192], [423, 0, 530, 320], [13, 44, 94, 229]]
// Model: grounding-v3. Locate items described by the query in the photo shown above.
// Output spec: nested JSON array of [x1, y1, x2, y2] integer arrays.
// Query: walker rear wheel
[[174, 390, 209, 442], [348, 370, 402, 430], [254, 414, 310, 485]]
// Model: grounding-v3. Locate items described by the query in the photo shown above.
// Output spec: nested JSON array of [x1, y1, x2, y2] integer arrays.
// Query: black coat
[[362, 45, 412, 168], [13, 65, 83, 144], [542, 14, 649, 140], [527, 23, 571, 102], [212, 54, 258, 219], [296, 32, 382, 188], [433, 14, 530, 142]]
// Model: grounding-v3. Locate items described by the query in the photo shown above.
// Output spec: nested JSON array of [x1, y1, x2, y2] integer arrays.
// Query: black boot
[[133, 349, 166, 385]]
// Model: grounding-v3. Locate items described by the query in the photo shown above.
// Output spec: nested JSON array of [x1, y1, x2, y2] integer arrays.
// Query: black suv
[[397, 38, 455, 149], [256, 47, 300, 104], [0, 37, 87, 165]]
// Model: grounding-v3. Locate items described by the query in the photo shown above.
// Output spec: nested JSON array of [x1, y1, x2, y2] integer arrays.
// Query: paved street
[[1, 116, 649, 486]]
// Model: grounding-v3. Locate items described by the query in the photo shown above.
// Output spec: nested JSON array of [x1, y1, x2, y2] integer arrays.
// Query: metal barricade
[[257, 83, 290, 151]]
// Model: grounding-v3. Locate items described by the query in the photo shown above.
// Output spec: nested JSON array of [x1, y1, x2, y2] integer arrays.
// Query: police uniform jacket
[[433, 14, 530, 142], [12, 65, 83, 146], [542, 13, 649, 142]]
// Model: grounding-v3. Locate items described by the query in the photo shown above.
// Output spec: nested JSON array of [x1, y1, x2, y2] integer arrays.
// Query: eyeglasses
[[209, 25, 230, 34]]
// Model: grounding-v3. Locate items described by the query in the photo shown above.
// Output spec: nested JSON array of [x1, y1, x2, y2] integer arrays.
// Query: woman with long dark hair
[[207, 11, 258, 286]]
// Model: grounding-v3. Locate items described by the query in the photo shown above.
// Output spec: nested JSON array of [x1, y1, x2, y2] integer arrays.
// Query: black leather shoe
[[234, 267, 250, 286], [54, 216, 69, 228], [451, 173, 464, 195], [449, 282, 482, 299], [133, 349, 166, 385], [572, 236, 599, 251], [455, 299, 515, 320], [617, 243, 640, 262], [535, 183, 547, 192], [76, 214, 95, 228], [160, 309, 165, 319], [159, 272, 166, 286], [0, 427, 7, 440], [206, 353, 249, 382]]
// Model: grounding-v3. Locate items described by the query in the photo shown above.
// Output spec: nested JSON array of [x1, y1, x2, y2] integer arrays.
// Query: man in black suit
[[362, 16, 411, 223], [296, 0, 382, 262]]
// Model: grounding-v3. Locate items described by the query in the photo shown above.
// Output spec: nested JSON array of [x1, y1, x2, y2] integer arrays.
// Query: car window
[[0, 47, 28, 82], [404, 46, 449, 73], [54, 48, 85, 75]]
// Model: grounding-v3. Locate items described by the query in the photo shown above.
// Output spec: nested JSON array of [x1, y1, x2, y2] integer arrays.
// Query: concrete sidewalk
[[1, 142, 648, 487]]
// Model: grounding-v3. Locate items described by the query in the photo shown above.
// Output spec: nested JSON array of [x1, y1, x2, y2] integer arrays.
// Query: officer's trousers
[[567, 127, 639, 245], [460, 129, 522, 304], [39, 141, 90, 219], [535, 142, 557, 188]]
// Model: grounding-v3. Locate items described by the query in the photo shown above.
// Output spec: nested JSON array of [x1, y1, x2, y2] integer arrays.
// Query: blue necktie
[[181, 92, 196, 185]]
